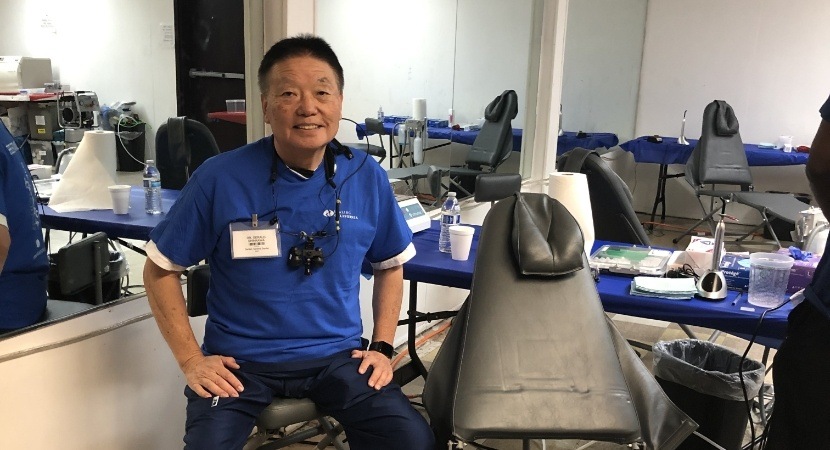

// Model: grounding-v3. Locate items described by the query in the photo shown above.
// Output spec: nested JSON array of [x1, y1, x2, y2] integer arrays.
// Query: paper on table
[[48, 130, 118, 212], [548, 172, 594, 258]]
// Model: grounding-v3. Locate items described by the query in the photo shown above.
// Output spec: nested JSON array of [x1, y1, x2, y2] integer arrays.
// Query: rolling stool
[[244, 398, 347, 450]]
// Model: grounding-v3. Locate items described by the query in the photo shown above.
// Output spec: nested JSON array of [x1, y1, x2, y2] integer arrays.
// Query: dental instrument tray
[[589, 245, 673, 276]]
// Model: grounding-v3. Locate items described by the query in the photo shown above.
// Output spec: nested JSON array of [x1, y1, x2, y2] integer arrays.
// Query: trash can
[[115, 121, 146, 172], [653, 339, 765, 450]]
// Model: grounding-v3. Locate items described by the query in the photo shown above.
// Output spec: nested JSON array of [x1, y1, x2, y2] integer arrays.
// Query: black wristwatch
[[368, 340, 394, 359]]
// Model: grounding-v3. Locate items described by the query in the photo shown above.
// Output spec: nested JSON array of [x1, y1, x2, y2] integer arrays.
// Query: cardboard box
[[720, 253, 751, 291], [684, 236, 724, 272], [777, 248, 822, 294]]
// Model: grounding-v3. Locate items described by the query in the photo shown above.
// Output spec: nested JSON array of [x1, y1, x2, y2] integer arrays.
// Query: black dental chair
[[423, 192, 697, 449]]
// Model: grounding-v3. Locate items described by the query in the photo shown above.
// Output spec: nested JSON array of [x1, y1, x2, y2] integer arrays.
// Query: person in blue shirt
[[0, 121, 48, 331], [144, 35, 434, 450], [763, 94, 830, 448]]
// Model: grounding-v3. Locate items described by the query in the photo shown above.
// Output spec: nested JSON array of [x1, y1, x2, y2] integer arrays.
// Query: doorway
[[174, 0, 247, 152]]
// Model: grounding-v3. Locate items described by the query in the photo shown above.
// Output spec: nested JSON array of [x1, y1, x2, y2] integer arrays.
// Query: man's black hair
[[257, 34, 344, 94]]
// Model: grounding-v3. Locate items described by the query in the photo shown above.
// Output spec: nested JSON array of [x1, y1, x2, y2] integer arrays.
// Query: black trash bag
[[653, 339, 765, 450], [653, 339, 764, 401]]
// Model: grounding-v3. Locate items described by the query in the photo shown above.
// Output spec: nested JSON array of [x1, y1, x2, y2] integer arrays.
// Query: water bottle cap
[[145, 159, 155, 165], [447, 192, 456, 197]]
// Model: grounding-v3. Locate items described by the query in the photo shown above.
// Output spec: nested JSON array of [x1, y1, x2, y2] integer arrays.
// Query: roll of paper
[[412, 98, 427, 120], [49, 130, 119, 212], [548, 172, 594, 257]]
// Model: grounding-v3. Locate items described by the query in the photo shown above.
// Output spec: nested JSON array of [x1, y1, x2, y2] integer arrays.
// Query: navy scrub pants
[[182, 351, 435, 450], [764, 301, 830, 449]]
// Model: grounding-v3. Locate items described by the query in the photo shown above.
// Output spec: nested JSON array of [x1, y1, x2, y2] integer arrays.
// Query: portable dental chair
[[423, 192, 697, 449]]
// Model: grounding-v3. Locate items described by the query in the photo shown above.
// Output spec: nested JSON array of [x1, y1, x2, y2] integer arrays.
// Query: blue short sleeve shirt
[[150, 137, 412, 362]]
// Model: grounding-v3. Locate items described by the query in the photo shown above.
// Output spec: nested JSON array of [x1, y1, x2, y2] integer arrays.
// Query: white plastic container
[[747, 252, 794, 308]]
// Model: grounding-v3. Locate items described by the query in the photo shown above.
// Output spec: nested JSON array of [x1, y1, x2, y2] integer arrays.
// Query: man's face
[[261, 55, 343, 156]]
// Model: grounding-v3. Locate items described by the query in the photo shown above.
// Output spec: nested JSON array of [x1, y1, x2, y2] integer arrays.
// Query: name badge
[[229, 215, 281, 259]]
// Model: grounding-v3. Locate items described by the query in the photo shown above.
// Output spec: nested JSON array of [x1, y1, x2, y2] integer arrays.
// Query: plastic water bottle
[[143, 159, 162, 214], [377, 105, 384, 121], [439, 192, 461, 253]]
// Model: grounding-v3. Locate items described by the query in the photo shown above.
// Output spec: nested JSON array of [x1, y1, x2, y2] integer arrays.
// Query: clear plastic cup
[[747, 252, 794, 308]]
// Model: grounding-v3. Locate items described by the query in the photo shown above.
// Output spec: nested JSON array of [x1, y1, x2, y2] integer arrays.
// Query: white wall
[[636, 0, 830, 145], [315, 0, 533, 139], [560, 0, 646, 143], [0, 0, 177, 161], [624, 0, 827, 219], [0, 295, 198, 449]]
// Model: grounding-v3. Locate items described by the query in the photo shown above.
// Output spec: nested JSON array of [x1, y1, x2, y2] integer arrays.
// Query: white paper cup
[[449, 225, 475, 261], [108, 185, 132, 215]]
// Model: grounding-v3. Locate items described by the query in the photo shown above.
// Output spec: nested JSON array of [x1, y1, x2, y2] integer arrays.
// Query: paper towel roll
[[49, 130, 119, 212], [548, 172, 594, 257], [412, 98, 427, 120]]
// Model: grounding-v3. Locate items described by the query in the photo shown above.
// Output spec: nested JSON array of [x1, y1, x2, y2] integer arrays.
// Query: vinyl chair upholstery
[[155, 117, 221, 190], [423, 192, 696, 449], [343, 118, 387, 163], [557, 147, 650, 246], [474, 173, 522, 205], [387, 90, 519, 200], [185, 265, 347, 450], [675, 100, 808, 246]]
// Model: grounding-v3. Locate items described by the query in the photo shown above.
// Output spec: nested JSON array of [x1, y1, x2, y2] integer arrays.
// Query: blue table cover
[[44, 199, 789, 346], [621, 136, 810, 166], [40, 187, 179, 241], [368, 221, 789, 345], [356, 121, 617, 156]]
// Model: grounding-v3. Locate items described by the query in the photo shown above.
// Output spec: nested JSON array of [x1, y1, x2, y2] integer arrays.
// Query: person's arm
[[352, 264, 404, 390], [0, 224, 9, 275], [807, 119, 830, 216], [144, 258, 244, 398]]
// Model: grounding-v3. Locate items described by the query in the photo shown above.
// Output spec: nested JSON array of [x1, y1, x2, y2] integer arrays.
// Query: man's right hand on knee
[[181, 353, 244, 398]]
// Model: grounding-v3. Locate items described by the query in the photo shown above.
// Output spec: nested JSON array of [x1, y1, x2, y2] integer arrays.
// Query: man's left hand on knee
[[351, 349, 393, 390]]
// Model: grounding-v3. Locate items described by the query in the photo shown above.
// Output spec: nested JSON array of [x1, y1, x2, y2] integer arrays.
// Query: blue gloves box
[[720, 253, 750, 291]]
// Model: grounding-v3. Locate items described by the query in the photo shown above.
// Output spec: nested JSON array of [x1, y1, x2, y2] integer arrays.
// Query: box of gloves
[[776, 248, 822, 294], [719, 253, 751, 291]]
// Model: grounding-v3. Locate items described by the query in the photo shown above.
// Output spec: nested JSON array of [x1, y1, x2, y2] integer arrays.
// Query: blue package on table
[[720, 253, 751, 291], [383, 115, 409, 124], [427, 119, 449, 128]]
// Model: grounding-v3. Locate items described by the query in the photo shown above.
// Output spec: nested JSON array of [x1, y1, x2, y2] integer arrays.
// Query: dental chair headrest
[[511, 193, 585, 276], [714, 100, 739, 136]]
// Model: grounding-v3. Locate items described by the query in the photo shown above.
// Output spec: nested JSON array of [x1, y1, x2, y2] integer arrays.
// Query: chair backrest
[[557, 148, 650, 246], [186, 264, 211, 317], [423, 193, 642, 443], [685, 100, 753, 189], [466, 90, 518, 171], [473, 173, 522, 204], [156, 117, 221, 190]]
